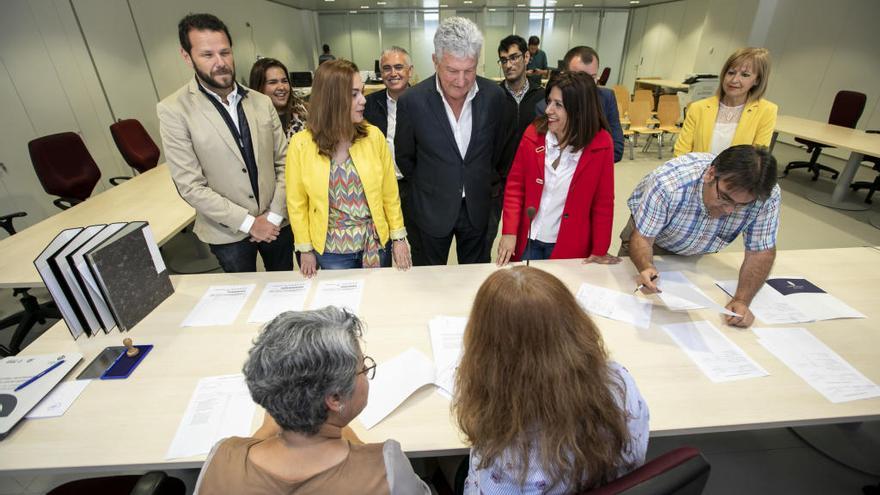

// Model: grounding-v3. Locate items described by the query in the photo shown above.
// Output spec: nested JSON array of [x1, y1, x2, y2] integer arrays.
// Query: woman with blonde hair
[[286, 59, 411, 277], [674, 47, 777, 156], [454, 266, 649, 493]]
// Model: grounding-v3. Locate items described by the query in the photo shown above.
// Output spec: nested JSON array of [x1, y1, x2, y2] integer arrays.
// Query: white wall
[[0, 0, 319, 228]]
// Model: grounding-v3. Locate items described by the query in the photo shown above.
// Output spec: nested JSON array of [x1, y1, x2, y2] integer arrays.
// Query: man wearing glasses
[[489, 35, 546, 254], [365, 46, 422, 262], [620, 145, 781, 327]]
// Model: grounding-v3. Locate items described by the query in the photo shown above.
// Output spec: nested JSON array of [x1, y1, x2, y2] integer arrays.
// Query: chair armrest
[[0, 211, 27, 235], [867, 130, 879, 135], [110, 176, 132, 186], [129, 471, 167, 495], [53, 198, 82, 210]]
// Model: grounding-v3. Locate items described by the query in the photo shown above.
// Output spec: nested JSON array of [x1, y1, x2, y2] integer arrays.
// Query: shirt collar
[[434, 75, 479, 105], [196, 76, 247, 104], [504, 78, 529, 99]]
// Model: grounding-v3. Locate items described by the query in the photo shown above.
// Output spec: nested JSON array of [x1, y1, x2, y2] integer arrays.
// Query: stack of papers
[[661, 321, 768, 382], [166, 374, 256, 459], [658, 271, 740, 317], [26, 380, 91, 419], [576, 283, 652, 329], [716, 277, 865, 325], [182, 285, 255, 327], [754, 328, 880, 403], [311, 280, 364, 314], [247, 281, 312, 323], [428, 316, 467, 397]]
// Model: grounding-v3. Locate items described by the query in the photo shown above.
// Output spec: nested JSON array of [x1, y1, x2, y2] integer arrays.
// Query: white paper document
[[662, 321, 769, 383], [428, 316, 467, 397], [166, 374, 256, 459], [357, 348, 436, 429], [716, 278, 865, 325], [311, 280, 364, 314], [182, 285, 255, 327], [754, 327, 880, 403], [247, 281, 312, 323], [576, 283, 652, 329], [658, 272, 740, 317], [26, 380, 91, 419]]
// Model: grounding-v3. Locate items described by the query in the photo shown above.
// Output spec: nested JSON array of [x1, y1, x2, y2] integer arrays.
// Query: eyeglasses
[[497, 52, 524, 66], [357, 355, 377, 380], [714, 179, 753, 210], [381, 64, 409, 74]]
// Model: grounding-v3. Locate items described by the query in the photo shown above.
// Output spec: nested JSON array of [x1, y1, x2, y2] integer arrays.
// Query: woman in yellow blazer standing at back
[[674, 47, 777, 157], [286, 59, 411, 277]]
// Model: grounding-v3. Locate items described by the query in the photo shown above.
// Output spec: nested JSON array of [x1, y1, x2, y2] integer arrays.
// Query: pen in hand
[[14, 359, 65, 392], [634, 274, 659, 293]]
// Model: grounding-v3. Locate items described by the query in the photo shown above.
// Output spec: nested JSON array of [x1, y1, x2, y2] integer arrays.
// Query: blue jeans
[[521, 239, 555, 261], [315, 242, 392, 270]]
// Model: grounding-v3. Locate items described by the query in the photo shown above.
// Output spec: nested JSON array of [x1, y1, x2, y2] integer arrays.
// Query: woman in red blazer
[[497, 71, 621, 265]]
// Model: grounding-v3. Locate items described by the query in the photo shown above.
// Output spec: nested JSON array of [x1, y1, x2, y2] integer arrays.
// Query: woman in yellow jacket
[[286, 60, 411, 277], [674, 47, 777, 157]]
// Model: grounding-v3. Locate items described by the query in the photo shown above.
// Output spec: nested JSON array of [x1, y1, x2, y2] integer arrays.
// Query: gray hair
[[434, 17, 483, 61], [381, 46, 412, 67], [243, 307, 364, 435]]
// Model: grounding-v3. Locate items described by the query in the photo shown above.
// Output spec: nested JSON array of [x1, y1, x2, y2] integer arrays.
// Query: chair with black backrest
[[580, 446, 710, 495], [849, 129, 880, 203], [289, 71, 313, 88], [46, 471, 186, 495], [0, 212, 61, 357], [109, 119, 160, 179], [783, 90, 867, 181], [28, 132, 126, 210], [598, 67, 611, 86]]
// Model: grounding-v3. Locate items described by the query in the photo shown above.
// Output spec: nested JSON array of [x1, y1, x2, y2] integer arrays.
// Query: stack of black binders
[[34, 221, 174, 339]]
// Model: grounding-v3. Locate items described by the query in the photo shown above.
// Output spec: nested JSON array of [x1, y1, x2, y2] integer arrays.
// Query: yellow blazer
[[286, 125, 406, 254], [673, 96, 778, 157]]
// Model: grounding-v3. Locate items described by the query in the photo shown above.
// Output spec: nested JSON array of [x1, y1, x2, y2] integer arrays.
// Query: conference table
[[0, 247, 878, 475], [634, 78, 689, 93], [771, 114, 880, 211], [0, 164, 195, 289]]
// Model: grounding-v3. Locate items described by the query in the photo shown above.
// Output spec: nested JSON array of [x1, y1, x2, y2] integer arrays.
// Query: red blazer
[[502, 125, 614, 261]]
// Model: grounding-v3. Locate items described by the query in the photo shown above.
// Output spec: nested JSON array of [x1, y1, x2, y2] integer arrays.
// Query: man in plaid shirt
[[620, 145, 780, 327]]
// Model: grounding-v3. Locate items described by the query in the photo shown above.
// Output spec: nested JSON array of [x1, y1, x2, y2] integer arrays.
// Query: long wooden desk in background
[[0, 248, 877, 474], [0, 164, 194, 289], [772, 115, 880, 211], [634, 78, 689, 93]]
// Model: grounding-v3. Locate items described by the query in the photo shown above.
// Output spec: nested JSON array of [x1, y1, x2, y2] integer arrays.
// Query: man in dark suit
[[395, 17, 510, 265], [364, 46, 420, 263], [537, 46, 624, 162]]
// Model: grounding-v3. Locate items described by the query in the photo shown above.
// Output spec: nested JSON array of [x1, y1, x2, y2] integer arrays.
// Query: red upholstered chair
[[580, 447, 710, 495], [28, 132, 124, 210], [783, 90, 867, 181], [598, 67, 612, 86], [110, 119, 160, 174]]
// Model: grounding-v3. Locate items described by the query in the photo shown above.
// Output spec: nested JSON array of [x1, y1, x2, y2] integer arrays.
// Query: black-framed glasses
[[358, 355, 377, 380], [714, 179, 753, 210], [497, 52, 524, 65], [381, 64, 409, 74]]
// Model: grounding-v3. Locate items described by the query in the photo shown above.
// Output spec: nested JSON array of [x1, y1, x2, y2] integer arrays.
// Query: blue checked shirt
[[627, 153, 780, 255]]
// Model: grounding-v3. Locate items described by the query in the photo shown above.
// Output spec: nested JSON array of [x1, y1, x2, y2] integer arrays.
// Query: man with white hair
[[395, 17, 510, 265]]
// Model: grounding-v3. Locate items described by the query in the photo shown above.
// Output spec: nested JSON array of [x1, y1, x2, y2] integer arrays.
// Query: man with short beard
[[158, 13, 293, 273]]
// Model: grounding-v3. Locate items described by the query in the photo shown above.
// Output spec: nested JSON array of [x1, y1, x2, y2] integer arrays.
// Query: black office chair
[[289, 71, 313, 88], [46, 471, 186, 495], [783, 90, 867, 181], [0, 212, 61, 357], [849, 130, 880, 204]]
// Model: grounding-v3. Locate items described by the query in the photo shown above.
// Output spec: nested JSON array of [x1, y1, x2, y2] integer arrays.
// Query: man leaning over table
[[158, 13, 293, 273], [619, 145, 780, 327]]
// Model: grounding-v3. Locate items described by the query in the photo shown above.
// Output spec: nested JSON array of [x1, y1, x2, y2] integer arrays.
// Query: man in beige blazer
[[158, 13, 292, 272]]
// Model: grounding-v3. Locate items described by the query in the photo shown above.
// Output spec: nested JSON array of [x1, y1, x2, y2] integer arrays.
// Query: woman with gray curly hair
[[194, 307, 430, 494]]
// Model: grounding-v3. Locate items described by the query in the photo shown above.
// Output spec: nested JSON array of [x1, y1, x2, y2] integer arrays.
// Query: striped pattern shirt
[[627, 153, 780, 255]]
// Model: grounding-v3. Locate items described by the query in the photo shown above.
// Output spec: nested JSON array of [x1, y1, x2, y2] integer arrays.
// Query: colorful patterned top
[[325, 156, 382, 267], [463, 362, 650, 494]]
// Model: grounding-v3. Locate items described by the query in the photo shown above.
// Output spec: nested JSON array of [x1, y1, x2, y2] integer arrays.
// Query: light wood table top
[[635, 78, 689, 92], [0, 248, 878, 474], [0, 164, 194, 289]]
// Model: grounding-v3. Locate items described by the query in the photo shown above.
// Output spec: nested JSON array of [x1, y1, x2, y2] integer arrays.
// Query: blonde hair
[[306, 59, 367, 158], [717, 47, 771, 103], [453, 267, 631, 491]]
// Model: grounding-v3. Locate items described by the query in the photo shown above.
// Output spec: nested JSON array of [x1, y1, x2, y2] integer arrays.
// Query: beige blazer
[[157, 78, 288, 245]]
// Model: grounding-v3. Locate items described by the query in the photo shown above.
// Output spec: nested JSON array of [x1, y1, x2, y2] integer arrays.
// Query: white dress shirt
[[435, 77, 479, 197], [386, 93, 403, 179], [531, 131, 582, 244], [201, 82, 282, 234]]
